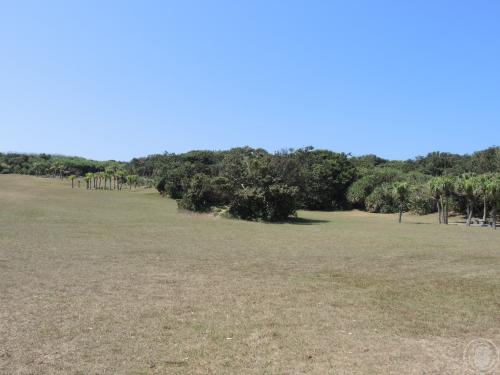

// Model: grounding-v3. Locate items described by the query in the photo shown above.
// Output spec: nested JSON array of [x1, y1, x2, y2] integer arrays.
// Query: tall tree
[[474, 174, 490, 223], [430, 176, 454, 224], [429, 178, 443, 224], [85, 173, 93, 190], [455, 174, 475, 226], [104, 168, 114, 190], [440, 177, 455, 224], [393, 181, 410, 223], [69, 175, 76, 189]]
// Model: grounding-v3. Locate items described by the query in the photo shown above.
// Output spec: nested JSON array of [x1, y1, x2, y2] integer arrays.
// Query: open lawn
[[1, 174, 499, 374]]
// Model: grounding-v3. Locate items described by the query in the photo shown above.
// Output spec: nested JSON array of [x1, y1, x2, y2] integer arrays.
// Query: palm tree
[[393, 181, 410, 223], [97, 171, 105, 189], [455, 174, 475, 226], [54, 162, 65, 179], [127, 174, 139, 189], [429, 178, 443, 224], [32, 161, 43, 176], [474, 174, 490, 223], [115, 170, 126, 190], [429, 176, 453, 224], [48, 164, 57, 178], [84, 173, 93, 189], [126, 175, 139, 190], [440, 177, 454, 224], [69, 175, 76, 189], [104, 168, 114, 190]]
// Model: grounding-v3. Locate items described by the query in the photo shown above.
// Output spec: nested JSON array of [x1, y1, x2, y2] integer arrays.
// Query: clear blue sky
[[1, 1, 499, 161]]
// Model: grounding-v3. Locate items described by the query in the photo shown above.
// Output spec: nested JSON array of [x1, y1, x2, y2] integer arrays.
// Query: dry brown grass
[[1, 174, 499, 374]]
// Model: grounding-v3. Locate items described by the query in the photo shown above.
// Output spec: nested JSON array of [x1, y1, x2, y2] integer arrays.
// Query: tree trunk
[[483, 197, 487, 223], [444, 197, 449, 224], [491, 206, 497, 230], [437, 200, 442, 224], [71, 180, 74, 189], [466, 201, 473, 226], [447, 198, 450, 224], [398, 205, 403, 223]]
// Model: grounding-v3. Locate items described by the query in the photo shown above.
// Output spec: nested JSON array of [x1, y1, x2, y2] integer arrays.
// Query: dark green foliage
[[0, 153, 125, 177], [350, 154, 387, 170], [469, 147, 500, 174], [178, 174, 214, 212], [178, 174, 233, 212], [407, 183, 435, 215], [228, 184, 298, 221], [346, 167, 402, 210], [264, 184, 299, 221], [298, 150, 356, 210], [172, 148, 301, 221], [164, 168, 188, 199], [365, 184, 398, 213], [347, 175, 376, 208], [3, 147, 500, 223], [229, 187, 267, 220], [414, 152, 465, 176], [156, 176, 167, 195]]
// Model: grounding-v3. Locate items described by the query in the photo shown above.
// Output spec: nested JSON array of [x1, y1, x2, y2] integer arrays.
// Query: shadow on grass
[[281, 217, 331, 225]]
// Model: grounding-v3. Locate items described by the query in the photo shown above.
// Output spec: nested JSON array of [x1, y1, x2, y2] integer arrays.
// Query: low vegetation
[[1, 146, 499, 225]]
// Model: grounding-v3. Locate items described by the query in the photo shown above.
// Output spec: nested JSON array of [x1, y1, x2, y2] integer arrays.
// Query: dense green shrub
[[300, 151, 356, 210], [156, 176, 167, 195], [347, 175, 375, 208], [178, 174, 232, 212], [264, 184, 299, 221], [365, 184, 398, 213], [229, 187, 267, 220], [346, 167, 403, 210], [407, 184, 434, 215], [228, 184, 298, 221]]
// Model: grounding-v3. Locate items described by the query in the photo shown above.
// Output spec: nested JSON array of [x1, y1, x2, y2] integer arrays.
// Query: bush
[[164, 169, 187, 199], [228, 184, 298, 221], [408, 184, 434, 215], [365, 184, 398, 213], [156, 176, 167, 195], [264, 184, 298, 221], [229, 187, 266, 220], [178, 174, 232, 212], [178, 174, 212, 212], [300, 152, 356, 210], [347, 175, 375, 208]]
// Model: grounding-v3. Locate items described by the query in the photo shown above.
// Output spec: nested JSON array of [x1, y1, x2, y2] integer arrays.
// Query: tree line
[[1, 147, 499, 225], [141, 146, 500, 225], [0, 153, 147, 190]]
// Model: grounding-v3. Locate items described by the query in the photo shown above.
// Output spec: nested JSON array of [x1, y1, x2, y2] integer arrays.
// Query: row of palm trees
[[428, 173, 499, 228], [392, 174, 499, 229], [68, 169, 140, 190]]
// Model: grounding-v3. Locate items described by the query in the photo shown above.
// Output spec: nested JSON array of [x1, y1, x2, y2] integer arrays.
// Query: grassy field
[[1, 174, 499, 374]]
